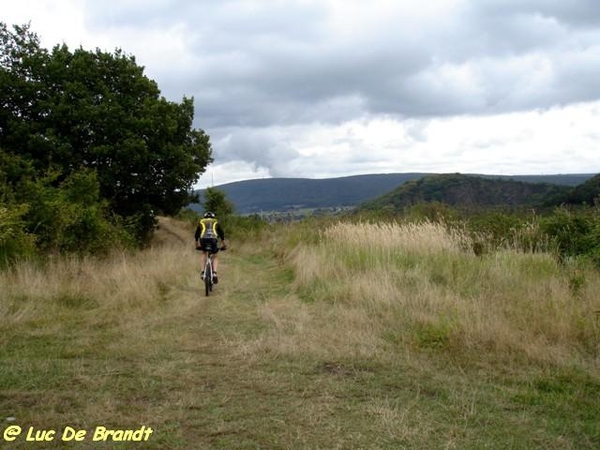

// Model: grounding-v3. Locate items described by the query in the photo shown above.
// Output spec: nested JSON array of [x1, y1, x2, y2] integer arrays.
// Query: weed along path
[[1, 218, 599, 449]]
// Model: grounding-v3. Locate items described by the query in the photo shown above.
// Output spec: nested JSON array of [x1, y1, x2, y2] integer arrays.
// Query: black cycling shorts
[[199, 238, 219, 254]]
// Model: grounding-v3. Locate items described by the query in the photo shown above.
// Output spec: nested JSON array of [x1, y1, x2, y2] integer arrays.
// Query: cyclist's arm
[[216, 224, 226, 248], [194, 225, 201, 246], [216, 223, 225, 241]]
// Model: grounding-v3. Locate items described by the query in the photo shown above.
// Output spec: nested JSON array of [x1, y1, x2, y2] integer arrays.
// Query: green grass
[[0, 219, 599, 449]]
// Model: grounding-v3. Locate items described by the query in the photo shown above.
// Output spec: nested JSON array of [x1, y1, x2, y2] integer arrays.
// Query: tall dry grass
[[0, 217, 200, 333], [253, 220, 600, 367]]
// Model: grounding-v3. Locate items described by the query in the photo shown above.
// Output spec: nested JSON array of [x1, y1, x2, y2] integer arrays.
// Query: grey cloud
[[83, 1, 600, 128], [478, 0, 600, 28]]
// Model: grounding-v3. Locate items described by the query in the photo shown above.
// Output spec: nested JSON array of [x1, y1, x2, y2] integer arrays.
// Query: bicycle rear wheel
[[204, 274, 211, 296]]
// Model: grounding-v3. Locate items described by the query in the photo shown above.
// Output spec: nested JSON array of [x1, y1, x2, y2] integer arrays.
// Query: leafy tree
[[0, 148, 36, 201], [202, 187, 235, 218], [565, 174, 600, 206], [0, 22, 213, 243]]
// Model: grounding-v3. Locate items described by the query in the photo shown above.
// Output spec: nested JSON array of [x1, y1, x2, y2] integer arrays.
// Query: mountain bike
[[197, 245, 226, 297]]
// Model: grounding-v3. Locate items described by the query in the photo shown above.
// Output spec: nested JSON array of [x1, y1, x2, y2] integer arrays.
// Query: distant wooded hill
[[358, 173, 582, 213], [193, 173, 596, 214], [558, 173, 600, 205]]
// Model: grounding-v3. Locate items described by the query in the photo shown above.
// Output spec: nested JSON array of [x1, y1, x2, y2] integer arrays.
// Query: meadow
[[1, 216, 598, 449]]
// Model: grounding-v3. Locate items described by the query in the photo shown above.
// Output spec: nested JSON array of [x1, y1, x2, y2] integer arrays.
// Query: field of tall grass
[[1, 216, 599, 449], [1, 217, 195, 326], [261, 220, 600, 367]]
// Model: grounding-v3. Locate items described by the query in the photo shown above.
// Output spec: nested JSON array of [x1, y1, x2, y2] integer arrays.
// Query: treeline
[[0, 23, 212, 263]]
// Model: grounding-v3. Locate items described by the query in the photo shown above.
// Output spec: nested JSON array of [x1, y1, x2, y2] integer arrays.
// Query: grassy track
[[1, 217, 599, 449]]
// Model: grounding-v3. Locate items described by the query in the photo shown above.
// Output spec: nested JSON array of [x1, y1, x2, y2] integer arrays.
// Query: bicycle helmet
[[203, 211, 216, 218]]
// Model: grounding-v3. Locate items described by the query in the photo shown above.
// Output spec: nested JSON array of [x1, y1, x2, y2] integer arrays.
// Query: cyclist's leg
[[199, 238, 212, 275], [212, 252, 219, 273], [202, 250, 209, 276], [207, 238, 218, 273], [211, 239, 220, 283]]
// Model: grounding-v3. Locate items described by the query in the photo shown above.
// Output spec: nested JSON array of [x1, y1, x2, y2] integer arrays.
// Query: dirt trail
[[154, 216, 192, 246]]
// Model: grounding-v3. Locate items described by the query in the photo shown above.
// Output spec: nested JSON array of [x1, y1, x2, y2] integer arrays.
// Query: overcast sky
[[4, 0, 600, 187]]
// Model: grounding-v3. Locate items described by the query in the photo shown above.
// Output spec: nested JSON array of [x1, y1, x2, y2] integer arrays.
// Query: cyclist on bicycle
[[195, 211, 227, 283]]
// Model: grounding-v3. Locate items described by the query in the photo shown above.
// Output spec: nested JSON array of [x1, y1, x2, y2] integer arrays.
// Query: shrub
[[0, 204, 36, 264], [539, 206, 600, 265], [16, 170, 134, 255], [402, 201, 459, 223], [225, 214, 268, 241]]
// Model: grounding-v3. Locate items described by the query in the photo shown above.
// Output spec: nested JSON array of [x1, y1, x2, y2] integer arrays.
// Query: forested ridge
[[358, 173, 575, 212], [0, 23, 212, 261]]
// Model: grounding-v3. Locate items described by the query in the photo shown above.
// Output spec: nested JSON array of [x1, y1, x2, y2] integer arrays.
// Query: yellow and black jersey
[[195, 218, 225, 241]]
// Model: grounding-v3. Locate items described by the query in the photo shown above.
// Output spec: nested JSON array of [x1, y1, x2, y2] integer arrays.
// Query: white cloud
[[201, 161, 271, 188], [3, 0, 90, 48]]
